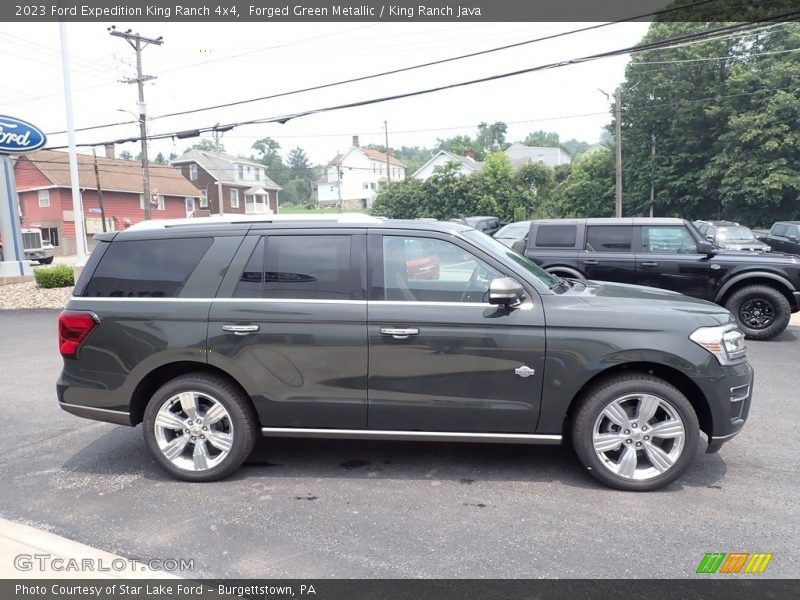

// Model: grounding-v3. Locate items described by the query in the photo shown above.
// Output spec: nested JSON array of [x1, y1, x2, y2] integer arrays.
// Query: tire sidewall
[[727, 286, 790, 340], [143, 375, 256, 482], [572, 377, 699, 491]]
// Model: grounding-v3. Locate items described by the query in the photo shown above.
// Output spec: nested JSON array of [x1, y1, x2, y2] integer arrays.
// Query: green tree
[[185, 139, 224, 153], [251, 137, 289, 187], [551, 150, 616, 218], [523, 130, 561, 148], [476, 121, 508, 155], [287, 147, 312, 180], [154, 152, 166, 164], [435, 134, 479, 159], [118, 150, 133, 160]]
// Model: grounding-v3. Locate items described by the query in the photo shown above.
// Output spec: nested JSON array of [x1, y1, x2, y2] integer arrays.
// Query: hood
[[720, 241, 771, 252], [562, 280, 732, 326]]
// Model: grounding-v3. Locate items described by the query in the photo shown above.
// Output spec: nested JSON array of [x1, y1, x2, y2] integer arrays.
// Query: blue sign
[[0, 115, 47, 154]]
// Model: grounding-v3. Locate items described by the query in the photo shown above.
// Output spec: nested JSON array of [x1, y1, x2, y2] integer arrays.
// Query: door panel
[[635, 225, 712, 299], [580, 225, 637, 284], [367, 233, 545, 433]]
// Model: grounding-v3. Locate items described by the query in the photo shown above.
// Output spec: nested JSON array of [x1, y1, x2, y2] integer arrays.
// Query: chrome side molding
[[261, 427, 562, 444]]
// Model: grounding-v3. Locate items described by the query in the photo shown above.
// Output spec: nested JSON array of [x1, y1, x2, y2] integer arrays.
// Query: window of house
[[42, 227, 59, 246], [230, 189, 239, 208], [189, 164, 198, 181], [363, 183, 369, 190], [586, 226, 633, 252], [237, 165, 244, 179], [38, 190, 50, 207], [139, 194, 165, 210], [200, 191, 208, 208], [255, 169, 260, 181]]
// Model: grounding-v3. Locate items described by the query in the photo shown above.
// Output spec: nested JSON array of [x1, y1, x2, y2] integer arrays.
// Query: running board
[[261, 427, 562, 444]]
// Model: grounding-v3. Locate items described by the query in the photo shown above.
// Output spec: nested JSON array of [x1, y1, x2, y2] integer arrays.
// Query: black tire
[[38, 256, 54, 265], [143, 373, 258, 482], [725, 285, 790, 340], [571, 374, 699, 491]]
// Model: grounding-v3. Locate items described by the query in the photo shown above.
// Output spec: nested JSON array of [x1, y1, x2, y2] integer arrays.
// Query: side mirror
[[706, 234, 715, 242], [488, 277, 525, 308], [697, 240, 716, 255]]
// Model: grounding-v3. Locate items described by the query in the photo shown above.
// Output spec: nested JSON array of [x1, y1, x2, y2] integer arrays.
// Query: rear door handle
[[582, 259, 598, 265], [222, 324, 260, 335], [640, 261, 659, 267], [380, 327, 419, 340]]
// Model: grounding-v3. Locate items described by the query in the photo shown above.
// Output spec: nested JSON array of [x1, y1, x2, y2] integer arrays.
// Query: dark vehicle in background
[[694, 220, 771, 253], [494, 220, 531, 248], [451, 216, 502, 236], [758, 221, 800, 256], [522, 217, 800, 340], [57, 215, 751, 491]]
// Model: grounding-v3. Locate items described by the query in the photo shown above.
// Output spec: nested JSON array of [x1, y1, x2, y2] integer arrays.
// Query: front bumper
[[693, 361, 753, 453]]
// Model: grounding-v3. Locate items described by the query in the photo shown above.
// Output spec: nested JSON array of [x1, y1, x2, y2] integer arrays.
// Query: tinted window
[[586, 226, 632, 252], [264, 235, 353, 299], [84, 238, 212, 297], [641, 226, 697, 254], [534, 225, 577, 248], [383, 236, 501, 303], [233, 237, 265, 298]]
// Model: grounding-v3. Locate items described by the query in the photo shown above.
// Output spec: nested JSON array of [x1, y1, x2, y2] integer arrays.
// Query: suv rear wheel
[[571, 374, 699, 491], [725, 285, 790, 340], [143, 373, 258, 482]]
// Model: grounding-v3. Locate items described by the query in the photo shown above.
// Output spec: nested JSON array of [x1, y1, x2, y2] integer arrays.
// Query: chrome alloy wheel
[[592, 393, 686, 481], [153, 391, 234, 472]]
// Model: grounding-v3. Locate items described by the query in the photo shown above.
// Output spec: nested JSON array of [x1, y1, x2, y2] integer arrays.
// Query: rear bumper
[[693, 361, 753, 453], [57, 381, 131, 426]]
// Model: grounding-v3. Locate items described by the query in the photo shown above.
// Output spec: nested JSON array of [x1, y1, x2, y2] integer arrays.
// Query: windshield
[[495, 222, 530, 238], [463, 229, 563, 290], [718, 226, 757, 242]]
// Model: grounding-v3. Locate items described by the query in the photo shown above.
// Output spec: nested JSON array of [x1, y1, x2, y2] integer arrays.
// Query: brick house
[[170, 149, 281, 216], [14, 149, 202, 255]]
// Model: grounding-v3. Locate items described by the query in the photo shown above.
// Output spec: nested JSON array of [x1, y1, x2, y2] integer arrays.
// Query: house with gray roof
[[412, 150, 484, 181], [171, 149, 282, 216]]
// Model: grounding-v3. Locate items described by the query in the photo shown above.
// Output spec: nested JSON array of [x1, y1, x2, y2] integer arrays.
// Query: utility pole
[[384, 120, 391, 182], [649, 131, 656, 218], [614, 87, 622, 218], [92, 149, 108, 232], [109, 26, 163, 220], [336, 152, 343, 212]]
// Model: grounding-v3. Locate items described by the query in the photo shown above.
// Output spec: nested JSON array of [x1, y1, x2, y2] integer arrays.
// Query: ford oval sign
[[0, 115, 47, 154]]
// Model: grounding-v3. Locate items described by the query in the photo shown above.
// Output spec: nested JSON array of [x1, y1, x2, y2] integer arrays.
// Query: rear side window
[[234, 235, 355, 300], [586, 226, 633, 252], [83, 238, 213, 297], [534, 225, 577, 248]]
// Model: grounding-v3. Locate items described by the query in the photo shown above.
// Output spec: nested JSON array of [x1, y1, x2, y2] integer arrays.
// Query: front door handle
[[640, 261, 659, 267], [222, 324, 260, 335], [380, 327, 419, 340], [582, 259, 598, 265]]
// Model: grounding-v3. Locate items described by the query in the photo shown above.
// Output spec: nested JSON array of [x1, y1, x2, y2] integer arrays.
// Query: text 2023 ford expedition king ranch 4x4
[[522, 218, 800, 340], [58, 215, 752, 491]]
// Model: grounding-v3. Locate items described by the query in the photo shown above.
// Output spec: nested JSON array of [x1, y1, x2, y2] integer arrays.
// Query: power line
[[43, 16, 800, 152]]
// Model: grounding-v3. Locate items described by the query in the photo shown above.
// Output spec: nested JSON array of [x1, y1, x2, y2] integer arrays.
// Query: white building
[[412, 150, 483, 181], [317, 137, 406, 209], [504, 142, 572, 169]]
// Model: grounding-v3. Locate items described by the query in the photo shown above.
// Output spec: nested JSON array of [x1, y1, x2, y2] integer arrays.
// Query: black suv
[[693, 220, 771, 253], [58, 216, 752, 491], [523, 218, 800, 340], [758, 221, 800, 256]]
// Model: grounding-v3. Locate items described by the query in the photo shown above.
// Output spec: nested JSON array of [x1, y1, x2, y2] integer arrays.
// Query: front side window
[[382, 236, 501, 303], [772, 224, 788, 236], [83, 238, 213, 297], [641, 226, 698, 254], [234, 236, 354, 300], [586, 226, 633, 253]]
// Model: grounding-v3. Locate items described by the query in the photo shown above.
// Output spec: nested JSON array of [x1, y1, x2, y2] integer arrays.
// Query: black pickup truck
[[522, 217, 800, 340], [757, 221, 800, 255]]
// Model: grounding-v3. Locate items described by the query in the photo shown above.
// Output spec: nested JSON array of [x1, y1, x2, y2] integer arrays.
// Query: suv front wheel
[[571, 374, 699, 491], [143, 373, 258, 482], [725, 285, 790, 340]]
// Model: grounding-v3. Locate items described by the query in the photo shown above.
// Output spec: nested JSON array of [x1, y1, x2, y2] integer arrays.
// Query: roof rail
[[126, 213, 384, 231]]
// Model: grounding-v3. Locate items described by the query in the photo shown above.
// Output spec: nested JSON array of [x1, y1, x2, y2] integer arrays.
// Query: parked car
[[522, 217, 800, 340], [494, 220, 531, 248], [58, 215, 752, 491], [757, 221, 800, 256], [694, 220, 771, 253], [450, 216, 502, 236]]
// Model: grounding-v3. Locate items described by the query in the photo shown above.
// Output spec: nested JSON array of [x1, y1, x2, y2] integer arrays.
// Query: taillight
[[58, 312, 98, 358]]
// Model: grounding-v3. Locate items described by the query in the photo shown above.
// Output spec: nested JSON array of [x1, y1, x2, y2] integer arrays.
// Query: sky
[[0, 21, 652, 166]]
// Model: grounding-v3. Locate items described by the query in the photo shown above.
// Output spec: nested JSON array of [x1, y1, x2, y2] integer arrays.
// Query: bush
[[34, 264, 74, 289]]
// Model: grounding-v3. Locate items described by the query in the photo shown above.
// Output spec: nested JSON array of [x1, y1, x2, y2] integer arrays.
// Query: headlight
[[689, 325, 747, 365]]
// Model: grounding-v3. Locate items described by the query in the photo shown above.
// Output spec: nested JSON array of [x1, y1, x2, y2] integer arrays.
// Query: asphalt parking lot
[[0, 309, 797, 578]]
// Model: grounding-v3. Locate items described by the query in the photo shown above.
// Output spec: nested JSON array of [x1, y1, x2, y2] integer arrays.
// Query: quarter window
[[641, 226, 697, 254], [382, 236, 500, 303], [586, 226, 633, 252], [83, 238, 213, 297]]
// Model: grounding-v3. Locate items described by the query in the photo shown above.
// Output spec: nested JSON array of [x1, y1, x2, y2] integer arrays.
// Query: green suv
[[57, 216, 752, 491]]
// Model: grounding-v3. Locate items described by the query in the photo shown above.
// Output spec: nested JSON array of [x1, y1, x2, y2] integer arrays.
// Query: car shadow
[[57, 426, 728, 493]]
